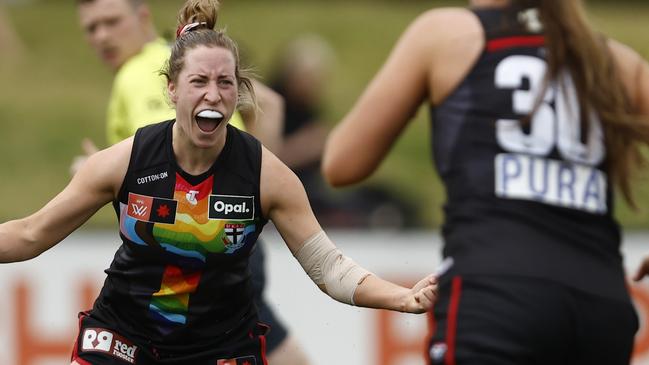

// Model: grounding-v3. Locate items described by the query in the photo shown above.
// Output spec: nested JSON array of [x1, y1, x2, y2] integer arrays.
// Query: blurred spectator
[[271, 35, 334, 215], [270, 34, 420, 229], [272, 34, 332, 180]]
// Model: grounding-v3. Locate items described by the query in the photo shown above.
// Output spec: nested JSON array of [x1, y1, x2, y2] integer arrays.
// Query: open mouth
[[195, 109, 224, 133]]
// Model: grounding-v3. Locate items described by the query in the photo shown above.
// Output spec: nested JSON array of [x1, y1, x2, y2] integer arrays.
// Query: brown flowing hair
[[514, 0, 649, 207]]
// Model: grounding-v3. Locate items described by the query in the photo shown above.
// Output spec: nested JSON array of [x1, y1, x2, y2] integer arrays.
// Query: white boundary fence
[[1, 229, 649, 365]]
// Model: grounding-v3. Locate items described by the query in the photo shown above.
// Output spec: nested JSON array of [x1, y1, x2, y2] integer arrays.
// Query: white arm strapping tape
[[293, 230, 372, 305]]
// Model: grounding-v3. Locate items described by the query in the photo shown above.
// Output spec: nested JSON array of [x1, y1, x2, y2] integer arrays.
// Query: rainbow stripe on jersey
[[119, 173, 257, 333]]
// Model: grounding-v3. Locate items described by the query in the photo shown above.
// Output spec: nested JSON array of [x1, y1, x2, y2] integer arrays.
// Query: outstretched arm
[[0, 139, 131, 262], [261, 147, 437, 312]]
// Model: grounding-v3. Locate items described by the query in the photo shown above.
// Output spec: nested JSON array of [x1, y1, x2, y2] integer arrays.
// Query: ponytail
[[176, 0, 220, 36], [515, 0, 649, 207]]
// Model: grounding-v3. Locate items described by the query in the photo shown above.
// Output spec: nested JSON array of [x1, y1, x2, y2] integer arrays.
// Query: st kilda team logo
[[225, 223, 246, 246], [207, 195, 256, 253]]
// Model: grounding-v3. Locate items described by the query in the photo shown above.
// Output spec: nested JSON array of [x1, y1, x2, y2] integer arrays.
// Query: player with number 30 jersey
[[323, 1, 649, 364]]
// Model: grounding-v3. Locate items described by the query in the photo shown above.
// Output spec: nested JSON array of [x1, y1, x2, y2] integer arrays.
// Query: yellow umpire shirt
[[106, 38, 245, 145]]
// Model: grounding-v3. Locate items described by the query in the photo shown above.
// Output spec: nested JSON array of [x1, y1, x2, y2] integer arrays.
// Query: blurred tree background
[[1, 0, 648, 228]]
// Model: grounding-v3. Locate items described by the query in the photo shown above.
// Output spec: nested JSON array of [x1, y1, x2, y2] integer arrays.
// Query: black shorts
[[71, 313, 269, 365], [428, 275, 638, 365], [249, 239, 289, 353]]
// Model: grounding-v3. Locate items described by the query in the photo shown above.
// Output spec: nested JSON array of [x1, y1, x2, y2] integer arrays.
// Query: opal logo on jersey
[[81, 328, 138, 364], [208, 195, 254, 220]]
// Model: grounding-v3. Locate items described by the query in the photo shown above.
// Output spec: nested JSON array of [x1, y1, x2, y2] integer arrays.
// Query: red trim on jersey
[[260, 332, 268, 365], [71, 313, 93, 365], [73, 357, 93, 365], [487, 35, 545, 52], [445, 277, 463, 365]]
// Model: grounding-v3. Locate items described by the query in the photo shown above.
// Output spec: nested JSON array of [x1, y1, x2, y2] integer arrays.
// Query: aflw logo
[[126, 193, 177, 224], [131, 203, 148, 217], [208, 195, 255, 220]]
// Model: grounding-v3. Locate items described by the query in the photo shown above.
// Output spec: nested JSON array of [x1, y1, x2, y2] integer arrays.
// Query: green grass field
[[2, 0, 649, 228]]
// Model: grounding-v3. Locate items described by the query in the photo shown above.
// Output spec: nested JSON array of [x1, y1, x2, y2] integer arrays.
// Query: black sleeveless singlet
[[91, 120, 269, 352], [431, 7, 627, 301]]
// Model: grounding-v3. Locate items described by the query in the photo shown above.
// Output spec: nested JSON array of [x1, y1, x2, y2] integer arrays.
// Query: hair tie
[[176, 22, 208, 38]]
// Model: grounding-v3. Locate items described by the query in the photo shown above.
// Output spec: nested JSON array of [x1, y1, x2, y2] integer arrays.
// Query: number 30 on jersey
[[493, 55, 607, 214]]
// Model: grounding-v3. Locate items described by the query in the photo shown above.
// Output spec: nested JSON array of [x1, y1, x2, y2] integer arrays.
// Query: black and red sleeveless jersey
[[91, 120, 268, 351], [431, 7, 628, 300]]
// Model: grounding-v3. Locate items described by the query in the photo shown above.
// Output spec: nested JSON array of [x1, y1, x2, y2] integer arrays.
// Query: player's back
[[431, 6, 625, 301]]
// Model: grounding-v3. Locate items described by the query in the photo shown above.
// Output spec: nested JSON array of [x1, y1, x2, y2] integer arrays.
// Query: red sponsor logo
[[81, 327, 138, 364]]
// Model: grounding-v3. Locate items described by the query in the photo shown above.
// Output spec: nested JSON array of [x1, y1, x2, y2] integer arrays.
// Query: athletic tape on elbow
[[294, 230, 371, 305]]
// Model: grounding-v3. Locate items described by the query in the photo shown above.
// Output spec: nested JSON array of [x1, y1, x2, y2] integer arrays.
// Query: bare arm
[[321, 12, 433, 187], [0, 139, 131, 262], [610, 40, 649, 281], [241, 80, 285, 154], [321, 9, 481, 187], [261, 147, 436, 312], [608, 39, 649, 116]]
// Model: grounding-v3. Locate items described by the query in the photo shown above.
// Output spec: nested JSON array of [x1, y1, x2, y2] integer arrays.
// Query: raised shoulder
[[607, 39, 649, 115], [416, 7, 482, 31], [409, 7, 484, 46], [607, 39, 644, 82], [416, 8, 484, 105], [322, 7, 484, 186]]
